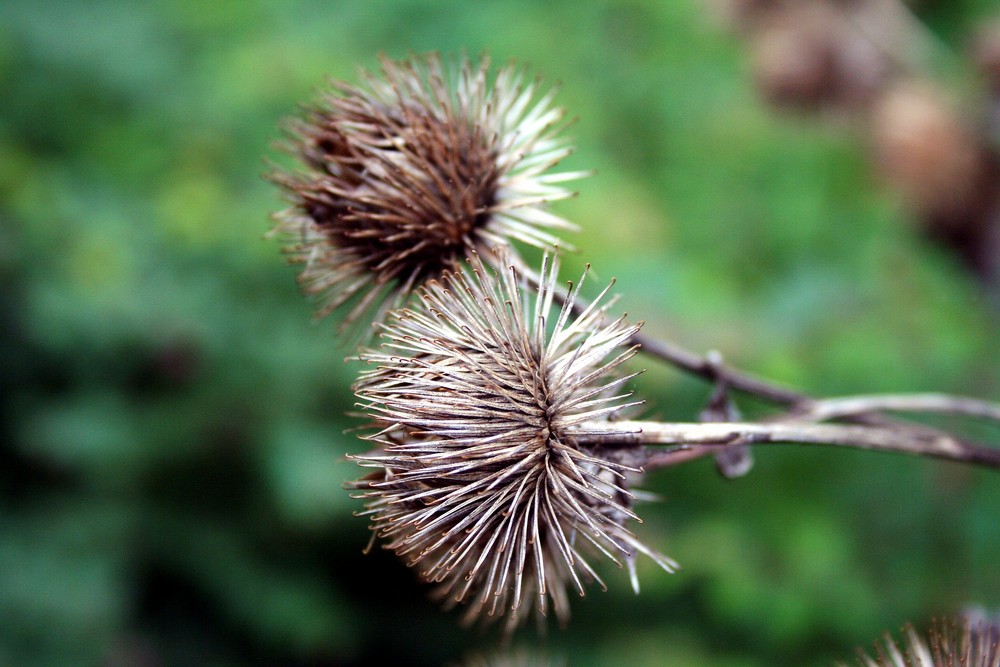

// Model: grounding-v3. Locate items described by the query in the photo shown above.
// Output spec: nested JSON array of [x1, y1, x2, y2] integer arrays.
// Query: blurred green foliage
[[1, 1, 998, 666]]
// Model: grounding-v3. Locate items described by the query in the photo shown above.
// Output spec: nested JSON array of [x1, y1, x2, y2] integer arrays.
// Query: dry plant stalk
[[267, 52, 1000, 637]]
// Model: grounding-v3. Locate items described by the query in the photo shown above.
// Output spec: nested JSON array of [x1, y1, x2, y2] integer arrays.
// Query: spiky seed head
[[347, 248, 677, 636], [848, 616, 1000, 667], [268, 52, 585, 332]]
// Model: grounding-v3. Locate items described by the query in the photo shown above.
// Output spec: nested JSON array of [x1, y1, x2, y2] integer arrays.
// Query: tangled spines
[[269, 53, 584, 333], [348, 248, 676, 635]]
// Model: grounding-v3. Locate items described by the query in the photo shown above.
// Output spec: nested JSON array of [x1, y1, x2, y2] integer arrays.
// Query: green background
[[2, 1, 998, 665]]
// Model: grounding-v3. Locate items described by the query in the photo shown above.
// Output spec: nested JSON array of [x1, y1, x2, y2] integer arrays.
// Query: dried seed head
[[348, 248, 676, 635], [268, 53, 584, 332], [848, 615, 1000, 667]]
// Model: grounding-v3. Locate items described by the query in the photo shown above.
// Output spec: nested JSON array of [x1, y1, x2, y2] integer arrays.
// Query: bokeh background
[[2, 1, 999, 665]]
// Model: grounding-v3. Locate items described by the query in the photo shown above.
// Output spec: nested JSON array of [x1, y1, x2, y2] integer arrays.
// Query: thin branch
[[775, 392, 1000, 425], [628, 331, 807, 405], [571, 420, 1000, 470], [517, 258, 810, 406], [516, 258, 1000, 425]]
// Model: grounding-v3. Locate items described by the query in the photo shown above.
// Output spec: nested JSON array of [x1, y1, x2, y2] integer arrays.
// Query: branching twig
[[517, 257, 811, 406], [629, 329, 808, 405], [572, 420, 1000, 470], [514, 257, 1000, 473], [775, 392, 1000, 424]]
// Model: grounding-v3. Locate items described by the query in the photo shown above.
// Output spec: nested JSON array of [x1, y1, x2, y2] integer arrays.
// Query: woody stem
[[571, 420, 1000, 471]]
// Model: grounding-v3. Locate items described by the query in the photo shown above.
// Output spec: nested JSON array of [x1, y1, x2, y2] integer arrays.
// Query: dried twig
[[572, 420, 1000, 471], [775, 392, 1000, 424]]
